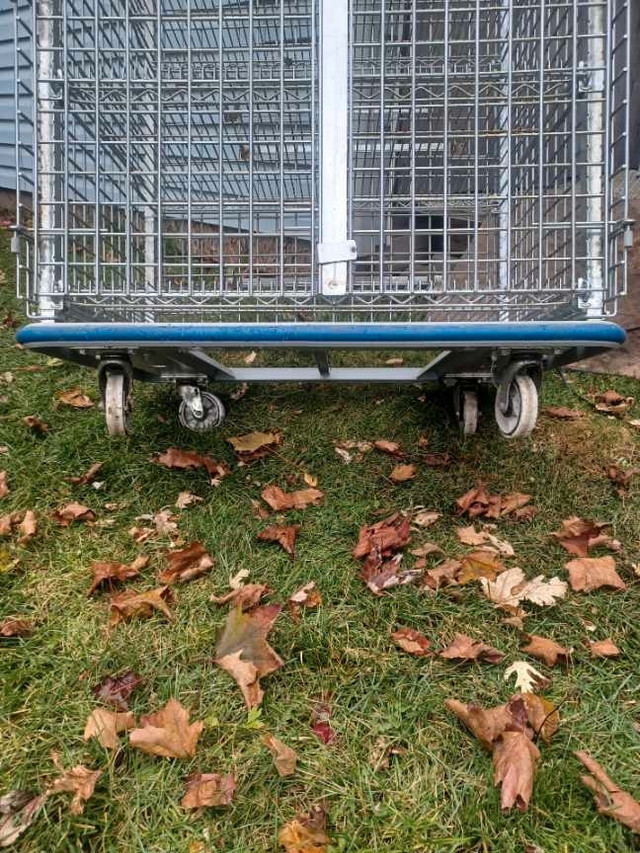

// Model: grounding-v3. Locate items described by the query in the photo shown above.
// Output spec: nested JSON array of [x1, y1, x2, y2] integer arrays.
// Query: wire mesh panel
[[16, 0, 631, 323]]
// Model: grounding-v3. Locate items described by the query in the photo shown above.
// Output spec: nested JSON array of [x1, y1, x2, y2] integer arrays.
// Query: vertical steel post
[[319, 0, 352, 296], [585, 1, 605, 316]]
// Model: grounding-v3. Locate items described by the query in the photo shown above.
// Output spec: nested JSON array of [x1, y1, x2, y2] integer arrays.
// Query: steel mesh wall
[[16, 0, 631, 323]]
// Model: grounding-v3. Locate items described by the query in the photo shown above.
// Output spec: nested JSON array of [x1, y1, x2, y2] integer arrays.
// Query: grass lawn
[[1, 225, 640, 853]]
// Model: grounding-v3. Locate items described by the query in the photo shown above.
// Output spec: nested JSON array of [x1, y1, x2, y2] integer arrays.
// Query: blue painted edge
[[16, 320, 627, 348]]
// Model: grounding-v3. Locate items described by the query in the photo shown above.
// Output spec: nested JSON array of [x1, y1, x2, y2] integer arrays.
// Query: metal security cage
[[14, 0, 632, 324]]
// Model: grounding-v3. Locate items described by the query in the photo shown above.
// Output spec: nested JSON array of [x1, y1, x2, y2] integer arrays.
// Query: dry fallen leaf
[[261, 485, 324, 512], [551, 517, 620, 558], [373, 439, 404, 457], [154, 448, 231, 487], [542, 405, 585, 420], [480, 568, 567, 610], [22, 415, 49, 433], [57, 388, 94, 409], [17, 511, 37, 544], [214, 605, 284, 708], [210, 582, 271, 611], [456, 485, 531, 520], [457, 525, 515, 557], [87, 555, 148, 596], [412, 509, 441, 528], [129, 698, 203, 758], [83, 708, 135, 750], [353, 514, 411, 563], [311, 693, 337, 745], [410, 542, 443, 558], [587, 639, 620, 658], [391, 627, 433, 657], [564, 556, 626, 593], [181, 773, 235, 809], [360, 553, 421, 595], [439, 632, 504, 664], [48, 753, 101, 815], [0, 617, 33, 638], [334, 440, 373, 464], [575, 751, 640, 833], [279, 804, 330, 853], [521, 635, 570, 668], [52, 502, 95, 527], [422, 558, 463, 591], [389, 463, 417, 484], [92, 670, 143, 711], [0, 790, 49, 848], [457, 549, 506, 584], [368, 737, 406, 771], [0, 472, 9, 500], [109, 586, 174, 627], [68, 462, 104, 486], [258, 524, 299, 558], [288, 582, 322, 621], [504, 661, 549, 694], [594, 390, 635, 416], [493, 729, 540, 812], [227, 431, 282, 463], [175, 491, 203, 509], [263, 734, 298, 777], [158, 542, 214, 584]]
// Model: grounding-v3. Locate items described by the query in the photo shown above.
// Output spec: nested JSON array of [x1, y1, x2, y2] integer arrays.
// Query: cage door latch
[[317, 240, 358, 266], [317, 241, 358, 296]]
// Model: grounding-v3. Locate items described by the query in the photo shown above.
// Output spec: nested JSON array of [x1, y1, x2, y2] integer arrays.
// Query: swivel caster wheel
[[494, 373, 538, 439], [454, 387, 479, 436], [104, 372, 132, 436], [178, 387, 226, 432]]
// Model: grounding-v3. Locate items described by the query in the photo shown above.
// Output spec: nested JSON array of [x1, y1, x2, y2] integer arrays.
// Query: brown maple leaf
[[22, 414, 49, 433], [457, 525, 515, 557], [575, 751, 640, 832], [57, 388, 94, 409], [108, 586, 174, 627], [87, 555, 148, 596], [92, 670, 143, 711], [353, 514, 411, 562], [157, 542, 214, 584], [262, 734, 298, 777], [373, 439, 404, 457], [0, 471, 9, 500], [587, 638, 620, 658], [311, 693, 337, 745], [175, 491, 203, 509], [389, 463, 417, 483], [258, 524, 299, 558], [261, 485, 324, 512], [360, 553, 421, 595], [279, 804, 330, 853], [227, 430, 282, 463], [129, 697, 203, 758], [288, 581, 322, 621], [445, 698, 515, 751], [0, 790, 49, 847], [456, 484, 492, 517], [181, 773, 235, 809], [210, 582, 271, 610], [154, 448, 231, 486], [48, 752, 101, 814], [422, 558, 463, 591], [0, 617, 33, 637], [493, 729, 540, 812], [421, 451, 452, 468], [551, 516, 620, 558], [68, 462, 104, 486], [52, 502, 96, 527], [542, 406, 585, 420], [0, 511, 21, 537], [391, 627, 433, 657], [17, 510, 37, 544], [439, 632, 504, 664], [521, 635, 570, 667], [564, 556, 626, 593], [83, 708, 135, 749], [594, 390, 635, 416], [457, 549, 506, 584], [214, 604, 284, 708]]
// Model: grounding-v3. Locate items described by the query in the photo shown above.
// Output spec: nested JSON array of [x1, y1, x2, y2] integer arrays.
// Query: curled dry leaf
[[564, 556, 626, 593], [288, 581, 322, 621], [504, 661, 549, 694], [439, 632, 504, 664], [457, 525, 515, 557], [334, 440, 373, 464], [17, 511, 36, 544], [456, 485, 531, 520], [52, 502, 95, 527], [606, 465, 640, 495], [87, 555, 148, 596], [542, 405, 585, 420], [68, 462, 104, 486], [154, 448, 231, 487], [457, 549, 506, 584], [261, 485, 324, 512], [175, 491, 202, 509], [57, 388, 94, 408], [594, 390, 635, 416], [158, 542, 214, 584], [92, 670, 143, 711], [391, 627, 433, 657], [0, 472, 9, 500], [551, 516, 620, 558], [361, 553, 421, 595], [22, 415, 49, 433], [587, 638, 620, 658], [422, 558, 463, 591], [353, 514, 411, 563], [129, 698, 203, 758], [279, 804, 330, 853], [83, 708, 135, 750], [521, 635, 570, 668], [0, 618, 33, 638], [412, 509, 441, 528], [410, 542, 443, 558], [421, 451, 452, 468], [575, 751, 640, 833], [389, 463, 417, 484], [109, 586, 174, 627], [181, 773, 235, 810], [311, 694, 337, 745], [48, 752, 101, 815], [227, 430, 282, 463], [258, 524, 299, 558], [214, 604, 284, 708], [210, 583, 271, 611], [373, 439, 404, 457], [0, 790, 49, 848], [263, 734, 297, 777], [480, 567, 567, 610]]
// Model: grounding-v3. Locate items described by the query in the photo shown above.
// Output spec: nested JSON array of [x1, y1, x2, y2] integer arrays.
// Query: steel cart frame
[[12, 0, 633, 437]]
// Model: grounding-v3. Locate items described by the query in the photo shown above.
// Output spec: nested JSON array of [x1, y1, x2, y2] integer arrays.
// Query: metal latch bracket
[[316, 240, 358, 266]]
